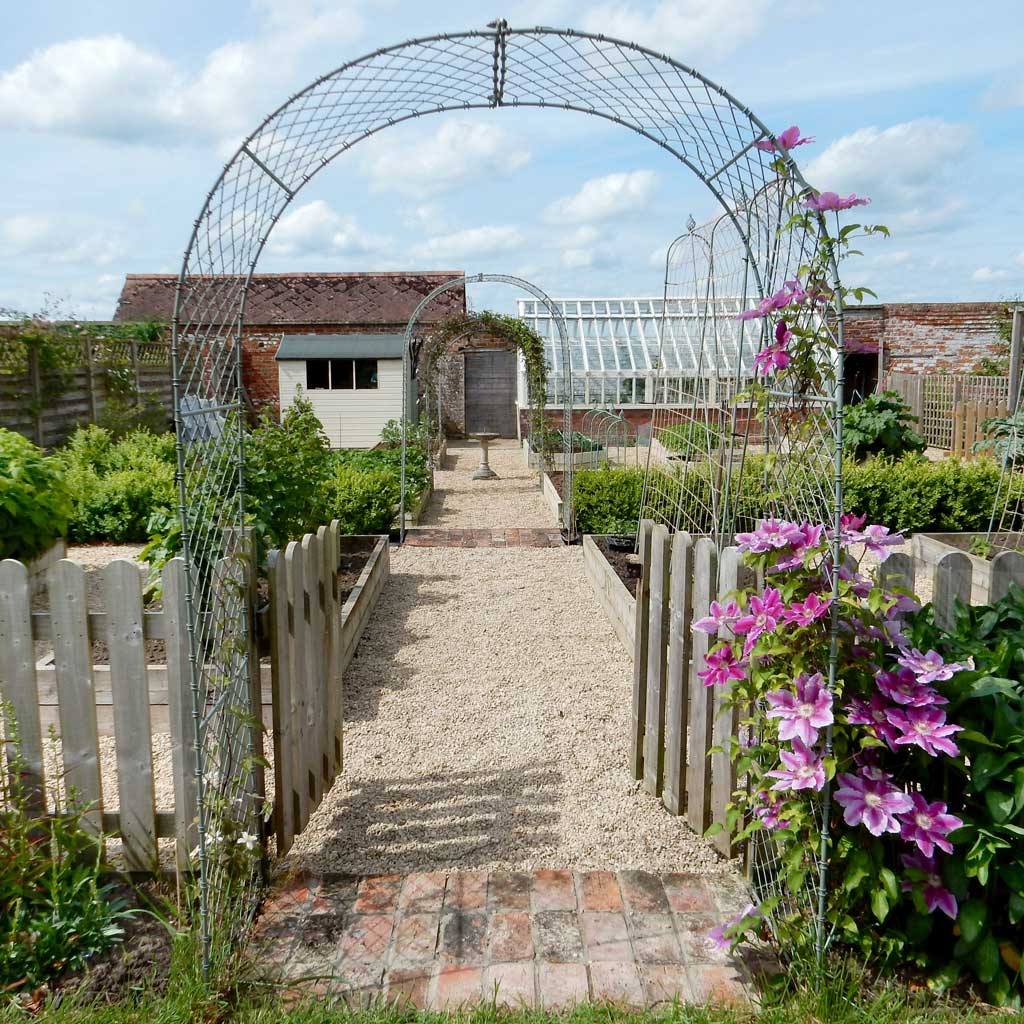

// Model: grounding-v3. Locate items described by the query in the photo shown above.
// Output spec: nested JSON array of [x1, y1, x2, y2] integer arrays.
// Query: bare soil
[[593, 534, 642, 597]]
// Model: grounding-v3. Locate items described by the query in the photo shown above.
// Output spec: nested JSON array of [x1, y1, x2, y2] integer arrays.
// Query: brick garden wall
[[437, 330, 518, 437]]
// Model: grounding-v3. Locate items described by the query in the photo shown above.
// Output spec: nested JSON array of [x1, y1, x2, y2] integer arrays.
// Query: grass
[[6, 942, 1021, 1024]]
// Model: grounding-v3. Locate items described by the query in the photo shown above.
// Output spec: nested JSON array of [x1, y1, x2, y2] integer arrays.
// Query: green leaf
[[972, 935, 1001, 984], [986, 787, 1017, 824], [958, 899, 988, 946], [871, 887, 890, 924], [1009, 892, 1024, 925], [703, 822, 724, 838], [972, 750, 1018, 790], [843, 849, 872, 892], [905, 912, 933, 945], [879, 867, 899, 903]]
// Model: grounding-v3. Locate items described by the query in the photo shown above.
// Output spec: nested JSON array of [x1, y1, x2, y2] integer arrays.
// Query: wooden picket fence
[[0, 556, 198, 873], [629, 521, 1024, 859]]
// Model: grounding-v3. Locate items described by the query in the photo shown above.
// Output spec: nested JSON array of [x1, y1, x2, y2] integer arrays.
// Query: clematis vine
[[875, 667, 947, 707], [698, 644, 747, 687], [803, 190, 871, 212], [896, 648, 968, 685], [753, 320, 793, 376], [901, 851, 958, 919], [766, 738, 827, 792], [898, 794, 962, 858], [754, 125, 815, 153], [736, 518, 805, 553], [734, 587, 785, 653], [765, 672, 834, 745], [834, 773, 914, 836], [781, 592, 832, 627], [888, 706, 963, 758], [693, 599, 740, 635]]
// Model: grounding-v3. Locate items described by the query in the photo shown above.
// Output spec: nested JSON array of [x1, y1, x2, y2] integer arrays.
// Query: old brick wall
[[436, 330, 518, 438]]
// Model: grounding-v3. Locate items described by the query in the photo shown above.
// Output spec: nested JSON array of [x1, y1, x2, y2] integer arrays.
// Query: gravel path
[[421, 442, 554, 528], [285, 544, 731, 878]]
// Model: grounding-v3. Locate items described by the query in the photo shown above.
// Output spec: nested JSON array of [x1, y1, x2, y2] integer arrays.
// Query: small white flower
[[237, 831, 259, 852]]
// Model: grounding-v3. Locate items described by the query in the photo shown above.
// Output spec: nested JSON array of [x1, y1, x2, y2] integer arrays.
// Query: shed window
[[305, 357, 378, 390]]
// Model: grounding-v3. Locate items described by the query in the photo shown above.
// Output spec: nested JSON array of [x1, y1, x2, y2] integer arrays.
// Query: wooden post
[[301, 531, 324, 804], [163, 557, 198, 873], [129, 337, 142, 407], [267, 549, 295, 854], [631, 520, 654, 780], [710, 545, 740, 856], [242, 531, 266, 832], [643, 525, 671, 796], [662, 533, 694, 815], [932, 551, 972, 631], [879, 552, 914, 594], [28, 344, 43, 447], [328, 521, 343, 775], [284, 541, 310, 830], [1009, 306, 1023, 414], [315, 524, 332, 788], [84, 338, 98, 425], [48, 560, 103, 834], [0, 559, 46, 812], [990, 550, 1024, 602], [104, 560, 157, 872], [686, 538, 718, 836]]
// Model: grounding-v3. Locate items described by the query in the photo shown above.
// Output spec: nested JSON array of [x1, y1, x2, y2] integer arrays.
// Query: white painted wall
[[278, 359, 404, 449]]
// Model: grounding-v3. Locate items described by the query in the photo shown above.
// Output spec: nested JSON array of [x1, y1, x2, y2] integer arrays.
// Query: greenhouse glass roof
[[515, 297, 758, 377]]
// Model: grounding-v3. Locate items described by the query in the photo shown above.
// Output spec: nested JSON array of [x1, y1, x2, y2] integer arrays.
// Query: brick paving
[[403, 527, 564, 548], [254, 869, 758, 1009]]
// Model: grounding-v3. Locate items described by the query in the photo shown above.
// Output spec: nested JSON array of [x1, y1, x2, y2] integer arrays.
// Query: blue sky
[[1, 0, 1023, 319]]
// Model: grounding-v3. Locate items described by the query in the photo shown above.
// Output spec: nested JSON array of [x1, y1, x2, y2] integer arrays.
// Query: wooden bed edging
[[582, 534, 636, 654]]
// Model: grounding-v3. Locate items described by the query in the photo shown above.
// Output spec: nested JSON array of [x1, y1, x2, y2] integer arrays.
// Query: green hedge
[[324, 465, 401, 534], [572, 455, 1023, 536], [0, 429, 71, 560]]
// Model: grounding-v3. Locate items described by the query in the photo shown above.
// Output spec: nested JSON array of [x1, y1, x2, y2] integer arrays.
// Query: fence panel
[[662, 532, 694, 815], [643, 525, 671, 796], [710, 546, 740, 857], [630, 520, 654, 780], [889, 372, 1008, 450], [686, 537, 718, 836]]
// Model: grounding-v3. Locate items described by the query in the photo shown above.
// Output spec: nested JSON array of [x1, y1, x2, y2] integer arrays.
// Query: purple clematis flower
[[781, 592, 832, 628], [834, 772, 914, 836], [898, 794, 963, 857], [754, 125, 815, 153], [803, 191, 871, 212], [765, 672, 834, 746], [708, 903, 760, 952], [766, 739, 826, 792], [887, 706, 963, 758], [693, 600, 740, 635], [752, 790, 790, 830], [734, 587, 785, 654], [876, 667, 947, 707], [901, 851, 958, 918], [896, 648, 968, 685], [698, 644, 747, 687], [736, 287, 794, 321], [846, 694, 902, 749], [736, 518, 805, 554], [859, 523, 903, 561]]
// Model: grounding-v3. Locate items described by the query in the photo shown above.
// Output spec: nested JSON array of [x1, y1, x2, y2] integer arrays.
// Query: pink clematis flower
[[734, 587, 785, 654], [766, 738, 826, 792], [752, 790, 790, 831], [876, 667, 947, 708], [736, 518, 805, 554], [765, 672, 834, 746], [901, 851, 958, 919], [887, 706, 963, 758], [803, 191, 871, 212], [754, 125, 815, 153], [845, 694, 902, 750], [781, 592, 832, 628], [859, 523, 904, 561], [896, 648, 968, 685], [698, 644, 747, 687], [753, 320, 794, 377], [834, 772, 914, 836], [708, 903, 760, 952], [737, 287, 793, 321], [693, 600, 741, 635], [898, 794, 963, 857]]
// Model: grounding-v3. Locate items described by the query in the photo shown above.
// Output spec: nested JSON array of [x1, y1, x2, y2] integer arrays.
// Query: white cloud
[[972, 266, 1011, 283], [580, 0, 771, 61], [362, 121, 530, 197], [266, 199, 384, 258], [545, 171, 658, 224], [0, 213, 123, 266], [982, 71, 1024, 109], [410, 225, 526, 262], [1016, 252, 1024, 266], [804, 119, 969, 201]]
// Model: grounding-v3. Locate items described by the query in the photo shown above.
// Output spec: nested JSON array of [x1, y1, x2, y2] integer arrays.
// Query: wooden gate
[[465, 349, 517, 437]]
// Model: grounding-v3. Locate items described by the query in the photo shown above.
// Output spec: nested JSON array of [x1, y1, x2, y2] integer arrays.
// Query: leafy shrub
[[324, 465, 400, 534], [378, 417, 431, 454], [973, 411, 1024, 466], [657, 419, 721, 453], [843, 391, 926, 461], [332, 445, 428, 507], [1, 719, 133, 992], [573, 466, 645, 534], [0, 428, 71, 560], [244, 395, 333, 551], [57, 426, 177, 543], [96, 394, 171, 439], [534, 427, 602, 453]]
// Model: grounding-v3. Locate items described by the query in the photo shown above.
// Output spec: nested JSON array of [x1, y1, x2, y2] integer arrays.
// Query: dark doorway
[[465, 349, 517, 436], [844, 352, 879, 405]]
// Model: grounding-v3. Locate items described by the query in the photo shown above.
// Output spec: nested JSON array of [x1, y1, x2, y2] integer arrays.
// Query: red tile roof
[[113, 272, 466, 326]]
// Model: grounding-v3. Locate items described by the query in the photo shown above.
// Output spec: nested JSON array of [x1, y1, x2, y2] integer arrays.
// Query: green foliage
[[973, 411, 1024, 466], [0, 428, 71, 560], [96, 394, 170, 439], [243, 394, 333, 551], [0, 716, 133, 994], [534, 427, 602, 453], [573, 466, 645, 534], [657, 419, 721, 453], [843, 392, 926, 461], [332, 445, 429, 508], [324, 464, 400, 534], [55, 427, 177, 544], [378, 417, 431, 454]]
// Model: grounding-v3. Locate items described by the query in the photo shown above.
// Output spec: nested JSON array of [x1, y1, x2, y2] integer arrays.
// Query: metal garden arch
[[398, 272, 573, 538], [168, 19, 846, 967]]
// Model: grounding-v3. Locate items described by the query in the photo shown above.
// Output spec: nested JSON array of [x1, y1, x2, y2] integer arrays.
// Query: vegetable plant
[[0, 428, 71, 560], [842, 392, 926, 461]]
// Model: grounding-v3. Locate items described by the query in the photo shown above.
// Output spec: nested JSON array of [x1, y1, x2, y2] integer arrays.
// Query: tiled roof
[[113, 272, 466, 326]]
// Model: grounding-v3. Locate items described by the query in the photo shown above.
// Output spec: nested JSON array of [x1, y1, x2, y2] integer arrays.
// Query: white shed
[[276, 333, 413, 449]]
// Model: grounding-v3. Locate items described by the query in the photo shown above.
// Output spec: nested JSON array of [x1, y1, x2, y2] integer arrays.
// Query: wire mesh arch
[[169, 20, 846, 972], [398, 272, 573, 537]]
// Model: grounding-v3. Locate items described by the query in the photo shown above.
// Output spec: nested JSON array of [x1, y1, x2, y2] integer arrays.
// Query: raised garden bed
[[337, 533, 390, 674], [911, 532, 1021, 606], [522, 438, 607, 471], [582, 533, 637, 653]]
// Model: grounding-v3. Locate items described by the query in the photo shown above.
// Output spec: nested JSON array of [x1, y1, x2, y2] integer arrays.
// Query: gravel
[[421, 442, 554, 528], [285, 544, 733, 878]]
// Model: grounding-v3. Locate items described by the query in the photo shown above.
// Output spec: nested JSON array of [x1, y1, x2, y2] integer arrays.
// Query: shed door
[[464, 350, 517, 437]]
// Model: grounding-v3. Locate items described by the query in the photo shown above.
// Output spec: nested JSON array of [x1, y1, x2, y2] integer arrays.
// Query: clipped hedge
[[572, 455, 1023, 537], [0, 428, 71, 560], [325, 464, 401, 535]]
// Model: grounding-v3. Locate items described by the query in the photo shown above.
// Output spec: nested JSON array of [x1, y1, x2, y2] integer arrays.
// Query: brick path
[[255, 869, 759, 1009], [403, 527, 563, 548]]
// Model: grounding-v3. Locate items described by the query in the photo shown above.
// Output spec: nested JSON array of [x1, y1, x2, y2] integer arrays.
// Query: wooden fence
[[0, 334, 172, 448], [0, 556, 197, 873], [888, 372, 1008, 451], [628, 520, 1024, 859]]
